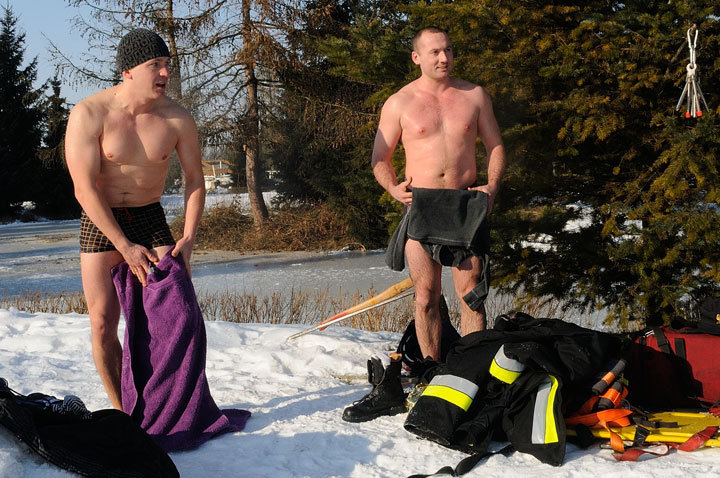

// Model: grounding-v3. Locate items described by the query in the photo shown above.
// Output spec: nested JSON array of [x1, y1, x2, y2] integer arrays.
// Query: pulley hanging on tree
[[676, 26, 709, 118]]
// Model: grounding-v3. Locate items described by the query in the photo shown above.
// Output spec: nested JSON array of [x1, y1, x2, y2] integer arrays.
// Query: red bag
[[624, 326, 720, 409]]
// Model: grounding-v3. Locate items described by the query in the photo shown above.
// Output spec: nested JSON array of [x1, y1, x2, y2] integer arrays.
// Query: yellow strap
[[543, 375, 560, 443], [489, 359, 522, 384], [422, 385, 473, 411]]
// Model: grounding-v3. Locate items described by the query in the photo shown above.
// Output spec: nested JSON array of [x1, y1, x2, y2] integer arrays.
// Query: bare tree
[[55, 0, 302, 225]]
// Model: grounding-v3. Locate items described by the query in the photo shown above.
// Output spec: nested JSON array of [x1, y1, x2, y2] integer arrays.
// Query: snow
[[1, 310, 720, 477], [1, 197, 719, 475], [160, 191, 277, 221]]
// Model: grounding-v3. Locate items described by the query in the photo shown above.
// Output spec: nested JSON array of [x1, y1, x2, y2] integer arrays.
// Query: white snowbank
[[1, 310, 719, 477]]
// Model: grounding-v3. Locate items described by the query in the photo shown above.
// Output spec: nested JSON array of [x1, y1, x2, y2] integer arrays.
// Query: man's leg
[[81, 251, 124, 410], [452, 254, 487, 335], [405, 239, 443, 360]]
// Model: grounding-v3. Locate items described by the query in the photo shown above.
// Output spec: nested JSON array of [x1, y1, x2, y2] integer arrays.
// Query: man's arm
[[371, 96, 413, 206], [65, 102, 159, 284], [171, 109, 206, 275], [471, 87, 506, 213]]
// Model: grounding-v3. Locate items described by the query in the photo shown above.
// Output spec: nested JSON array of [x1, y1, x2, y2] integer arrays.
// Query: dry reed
[[171, 202, 360, 253], [1, 288, 578, 333], [0, 291, 88, 315]]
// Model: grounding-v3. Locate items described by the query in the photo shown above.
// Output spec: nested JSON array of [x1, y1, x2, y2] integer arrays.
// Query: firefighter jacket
[[404, 314, 621, 466]]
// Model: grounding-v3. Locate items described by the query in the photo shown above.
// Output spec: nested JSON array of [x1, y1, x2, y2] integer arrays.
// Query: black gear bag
[[0, 378, 178, 478], [396, 296, 461, 376]]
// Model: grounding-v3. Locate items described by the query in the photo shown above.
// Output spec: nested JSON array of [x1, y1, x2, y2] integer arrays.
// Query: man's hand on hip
[[468, 183, 499, 214], [171, 237, 194, 277], [391, 177, 413, 206]]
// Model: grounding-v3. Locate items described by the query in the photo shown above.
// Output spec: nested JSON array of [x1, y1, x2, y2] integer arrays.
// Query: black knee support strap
[[462, 254, 490, 312]]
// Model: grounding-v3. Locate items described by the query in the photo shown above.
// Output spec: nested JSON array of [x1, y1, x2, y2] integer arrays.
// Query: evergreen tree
[[0, 6, 45, 219], [432, 0, 720, 326], [305, 0, 720, 326], [63, 0, 309, 226], [267, 0, 405, 245], [35, 77, 79, 218]]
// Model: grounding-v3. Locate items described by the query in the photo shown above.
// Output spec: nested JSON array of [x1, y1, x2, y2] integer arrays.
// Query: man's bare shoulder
[[156, 96, 194, 124], [450, 78, 488, 100], [383, 81, 421, 111], [77, 86, 122, 111], [451, 77, 481, 90], [67, 87, 120, 136], [70, 88, 108, 117]]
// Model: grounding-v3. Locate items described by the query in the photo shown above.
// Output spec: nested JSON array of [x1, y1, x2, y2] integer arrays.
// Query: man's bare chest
[[401, 97, 479, 139], [100, 114, 177, 164]]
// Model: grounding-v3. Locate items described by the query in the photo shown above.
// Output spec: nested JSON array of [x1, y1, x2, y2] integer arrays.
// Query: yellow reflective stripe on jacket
[[489, 344, 526, 384], [531, 375, 560, 444], [421, 375, 479, 412]]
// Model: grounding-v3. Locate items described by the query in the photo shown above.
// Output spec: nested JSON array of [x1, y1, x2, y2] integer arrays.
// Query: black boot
[[342, 357, 407, 423]]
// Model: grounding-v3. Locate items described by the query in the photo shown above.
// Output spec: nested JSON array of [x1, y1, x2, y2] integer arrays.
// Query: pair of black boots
[[342, 356, 407, 422]]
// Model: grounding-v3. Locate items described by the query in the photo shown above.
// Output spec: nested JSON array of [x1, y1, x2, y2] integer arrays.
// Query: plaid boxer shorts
[[79, 202, 175, 253]]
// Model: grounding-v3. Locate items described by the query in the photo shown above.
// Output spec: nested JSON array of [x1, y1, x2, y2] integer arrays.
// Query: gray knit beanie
[[116, 28, 170, 72]]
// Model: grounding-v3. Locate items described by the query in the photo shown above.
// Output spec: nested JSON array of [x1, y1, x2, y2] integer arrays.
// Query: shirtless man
[[372, 27, 506, 360], [65, 29, 205, 409]]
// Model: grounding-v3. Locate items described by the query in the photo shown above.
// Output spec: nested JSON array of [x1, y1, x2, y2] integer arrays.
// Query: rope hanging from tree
[[676, 26, 709, 118]]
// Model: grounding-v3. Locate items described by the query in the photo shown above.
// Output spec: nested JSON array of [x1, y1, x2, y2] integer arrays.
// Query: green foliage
[[0, 6, 45, 219], [0, 9, 78, 220], [289, 0, 720, 326], [34, 77, 80, 219], [267, 78, 389, 245], [428, 0, 720, 325], [268, 0, 394, 246]]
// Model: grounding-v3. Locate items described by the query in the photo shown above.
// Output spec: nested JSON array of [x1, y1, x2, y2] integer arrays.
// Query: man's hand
[[171, 236, 194, 277], [469, 183, 499, 214], [390, 177, 413, 206], [120, 243, 159, 287]]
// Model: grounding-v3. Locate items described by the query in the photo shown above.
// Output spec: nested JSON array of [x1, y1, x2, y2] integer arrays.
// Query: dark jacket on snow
[[404, 314, 621, 466]]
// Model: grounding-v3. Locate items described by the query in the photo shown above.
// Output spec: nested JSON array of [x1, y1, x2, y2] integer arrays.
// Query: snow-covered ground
[[1, 310, 720, 477], [160, 192, 277, 222], [2, 195, 719, 475]]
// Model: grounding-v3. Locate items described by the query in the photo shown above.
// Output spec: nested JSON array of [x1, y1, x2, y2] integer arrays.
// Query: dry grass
[[0, 291, 88, 315], [171, 202, 361, 252], [484, 291, 574, 326], [197, 287, 414, 332], [1, 288, 577, 333]]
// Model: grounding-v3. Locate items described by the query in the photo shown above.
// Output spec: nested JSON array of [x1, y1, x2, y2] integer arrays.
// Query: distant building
[[202, 159, 233, 191]]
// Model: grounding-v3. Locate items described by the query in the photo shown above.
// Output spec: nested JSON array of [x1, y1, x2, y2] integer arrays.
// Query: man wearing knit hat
[[65, 28, 205, 409]]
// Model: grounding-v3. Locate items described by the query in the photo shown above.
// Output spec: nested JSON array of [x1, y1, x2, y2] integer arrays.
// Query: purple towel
[[112, 251, 250, 451]]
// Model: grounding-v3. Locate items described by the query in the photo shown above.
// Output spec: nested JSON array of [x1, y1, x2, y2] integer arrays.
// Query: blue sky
[[9, 0, 94, 105]]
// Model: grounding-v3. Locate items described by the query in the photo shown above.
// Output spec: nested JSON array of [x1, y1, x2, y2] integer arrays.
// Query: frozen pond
[[0, 194, 607, 329], [0, 219, 416, 297], [0, 219, 84, 296], [0, 197, 456, 300]]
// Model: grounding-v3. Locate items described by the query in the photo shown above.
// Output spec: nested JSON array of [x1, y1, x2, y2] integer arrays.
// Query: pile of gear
[[0, 378, 178, 477], [343, 298, 720, 477]]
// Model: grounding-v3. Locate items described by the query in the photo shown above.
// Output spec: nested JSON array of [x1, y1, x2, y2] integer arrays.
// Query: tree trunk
[[242, 0, 269, 226], [163, 0, 182, 101]]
